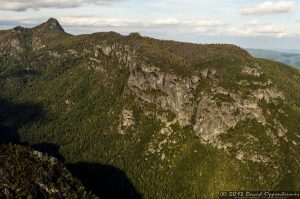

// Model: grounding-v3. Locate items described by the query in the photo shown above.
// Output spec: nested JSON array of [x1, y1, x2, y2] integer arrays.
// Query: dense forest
[[1, 18, 300, 198]]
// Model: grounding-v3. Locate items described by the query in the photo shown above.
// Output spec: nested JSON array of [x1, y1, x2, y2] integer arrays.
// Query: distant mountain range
[[271, 49, 300, 54], [246, 48, 300, 68]]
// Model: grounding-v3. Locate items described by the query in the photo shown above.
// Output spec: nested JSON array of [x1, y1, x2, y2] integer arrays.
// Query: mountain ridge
[[1, 18, 300, 198]]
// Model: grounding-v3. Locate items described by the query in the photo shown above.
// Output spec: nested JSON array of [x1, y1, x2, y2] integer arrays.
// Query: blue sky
[[0, 0, 300, 49]]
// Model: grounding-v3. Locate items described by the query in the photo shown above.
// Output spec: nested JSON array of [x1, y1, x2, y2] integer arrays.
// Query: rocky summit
[[1, 18, 300, 198]]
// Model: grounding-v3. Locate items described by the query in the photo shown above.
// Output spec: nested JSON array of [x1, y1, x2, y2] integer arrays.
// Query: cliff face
[[1, 19, 300, 198], [95, 41, 288, 163], [128, 63, 199, 126]]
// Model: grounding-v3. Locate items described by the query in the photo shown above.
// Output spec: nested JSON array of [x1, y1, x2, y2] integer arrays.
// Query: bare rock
[[118, 109, 135, 134], [242, 66, 263, 77]]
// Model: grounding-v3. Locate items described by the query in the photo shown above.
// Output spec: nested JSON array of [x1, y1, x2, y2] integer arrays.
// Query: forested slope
[[1, 18, 300, 198]]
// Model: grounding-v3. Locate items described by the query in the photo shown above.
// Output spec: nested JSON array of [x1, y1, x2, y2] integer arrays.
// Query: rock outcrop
[[128, 63, 200, 126]]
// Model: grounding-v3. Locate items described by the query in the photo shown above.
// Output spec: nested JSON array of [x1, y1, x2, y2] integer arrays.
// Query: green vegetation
[[1, 19, 300, 198], [213, 93, 235, 107]]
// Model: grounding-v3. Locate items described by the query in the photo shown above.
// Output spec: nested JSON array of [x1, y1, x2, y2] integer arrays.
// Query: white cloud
[[256, 25, 286, 34], [197, 20, 226, 27], [58, 16, 188, 27], [245, 20, 259, 26], [59, 17, 135, 27], [196, 20, 227, 32], [241, 1, 296, 16], [0, 0, 117, 11], [226, 25, 287, 37], [151, 18, 189, 26], [195, 20, 289, 38], [225, 27, 253, 37]]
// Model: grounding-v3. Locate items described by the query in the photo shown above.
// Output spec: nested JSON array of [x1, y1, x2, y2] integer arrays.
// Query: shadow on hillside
[[68, 162, 142, 199], [0, 69, 41, 79], [0, 98, 141, 199], [0, 98, 65, 159], [0, 98, 44, 144], [30, 142, 65, 162]]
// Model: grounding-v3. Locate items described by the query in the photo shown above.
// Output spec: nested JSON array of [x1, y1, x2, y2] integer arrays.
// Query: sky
[[0, 0, 300, 49]]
